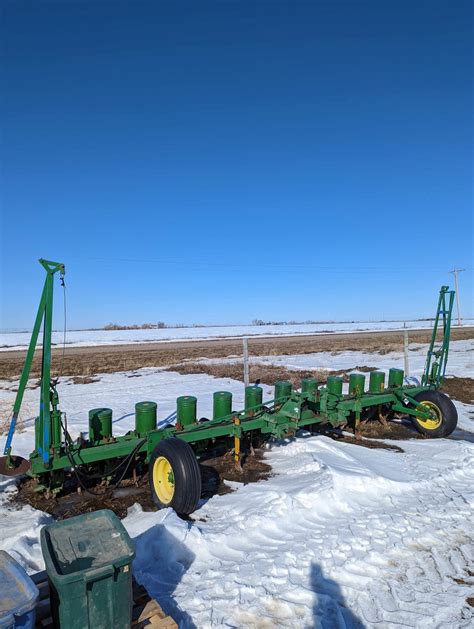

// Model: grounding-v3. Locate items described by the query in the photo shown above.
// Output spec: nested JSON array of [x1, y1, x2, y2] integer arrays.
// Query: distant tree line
[[103, 322, 167, 330], [102, 322, 209, 330], [251, 318, 348, 326], [102, 316, 437, 331]]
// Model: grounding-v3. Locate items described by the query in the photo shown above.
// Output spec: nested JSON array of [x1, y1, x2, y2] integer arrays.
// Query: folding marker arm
[[422, 285, 455, 388]]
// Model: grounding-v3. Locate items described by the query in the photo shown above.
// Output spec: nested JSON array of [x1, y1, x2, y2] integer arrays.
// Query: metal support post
[[243, 337, 249, 388], [40, 272, 54, 465], [403, 323, 410, 377], [1, 259, 64, 471], [234, 416, 242, 471], [449, 268, 465, 326]]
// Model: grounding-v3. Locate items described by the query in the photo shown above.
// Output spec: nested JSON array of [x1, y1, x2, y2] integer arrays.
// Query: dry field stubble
[[1, 327, 472, 381]]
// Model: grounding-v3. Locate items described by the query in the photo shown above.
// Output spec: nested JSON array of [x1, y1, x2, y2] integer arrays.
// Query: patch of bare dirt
[[200, 449, 272, 498], [13, 476, 157, 520], [166, 361, 374, 387], [12, 447, 273, 520], [452, 570, 474, 585], [66, 376, 101, 385], [337, 434, 404, 452], [302, 419, 408, 449], [357, 418, 424, 441], [441, 377, 474, 405]]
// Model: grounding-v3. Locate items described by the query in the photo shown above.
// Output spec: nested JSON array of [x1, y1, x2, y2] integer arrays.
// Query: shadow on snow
[[311, 562, 365, 628], [132, 521, 197, 628], [132, 520, 365, 629]]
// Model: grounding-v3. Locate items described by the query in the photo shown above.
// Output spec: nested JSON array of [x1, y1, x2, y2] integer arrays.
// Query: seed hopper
[[0, 260, 458, 515]]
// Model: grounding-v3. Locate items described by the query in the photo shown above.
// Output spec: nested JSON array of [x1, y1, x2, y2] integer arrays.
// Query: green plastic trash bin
[[40, 509, 135, 629]]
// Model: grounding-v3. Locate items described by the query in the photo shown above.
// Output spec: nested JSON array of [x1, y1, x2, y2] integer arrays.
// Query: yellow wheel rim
[[416, 400, 443, 430], [152, 456, 175, 504]]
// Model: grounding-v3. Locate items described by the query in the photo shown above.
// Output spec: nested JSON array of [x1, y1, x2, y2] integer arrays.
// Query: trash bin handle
[[83, 565, 115, 584]]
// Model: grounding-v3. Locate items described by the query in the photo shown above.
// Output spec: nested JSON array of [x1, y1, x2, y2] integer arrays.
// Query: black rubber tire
[[149, 438, 201, 515], [411, 390, 458, 438]]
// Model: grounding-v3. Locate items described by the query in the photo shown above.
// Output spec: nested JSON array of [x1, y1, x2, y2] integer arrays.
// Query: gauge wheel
[[412, 390, 457, 438], [149, 438, 201, 515]]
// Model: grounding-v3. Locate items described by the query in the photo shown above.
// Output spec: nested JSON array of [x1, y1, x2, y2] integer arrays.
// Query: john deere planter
[[0, 259, 458, 515]]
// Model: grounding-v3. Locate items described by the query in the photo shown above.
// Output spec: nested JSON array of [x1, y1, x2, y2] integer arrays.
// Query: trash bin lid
[[44, 510, 135, 576], [0, 550, 39, 626]]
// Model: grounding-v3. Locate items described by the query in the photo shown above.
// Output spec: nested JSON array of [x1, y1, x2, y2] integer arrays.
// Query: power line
[[449, 268, 465, 326], [65, 255, 456, 273]]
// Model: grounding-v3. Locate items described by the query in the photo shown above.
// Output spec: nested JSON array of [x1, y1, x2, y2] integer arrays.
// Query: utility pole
[[449, 268, 465, 326]]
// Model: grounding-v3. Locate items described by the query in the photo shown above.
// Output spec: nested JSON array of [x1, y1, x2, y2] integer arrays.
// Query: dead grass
[[165, 361, 376, 387], [441, 377, 474, 405], [0, 327, 471, 380], [66, 376, 101, 385], [14, 448, 273, 520], [200, 449, 273, 499], [14, 476, 156, 520], [0, 413, 25, 435]]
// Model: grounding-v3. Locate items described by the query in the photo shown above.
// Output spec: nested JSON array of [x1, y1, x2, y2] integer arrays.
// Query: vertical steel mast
[[0, 259, 65, 475], [421, 285, 455, 389]]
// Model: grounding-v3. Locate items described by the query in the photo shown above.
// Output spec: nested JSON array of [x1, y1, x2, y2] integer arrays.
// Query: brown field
[[1, 327, 472, 380]]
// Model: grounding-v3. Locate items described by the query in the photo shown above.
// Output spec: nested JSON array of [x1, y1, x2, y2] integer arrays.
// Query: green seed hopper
[[0, 259, 458, 515]]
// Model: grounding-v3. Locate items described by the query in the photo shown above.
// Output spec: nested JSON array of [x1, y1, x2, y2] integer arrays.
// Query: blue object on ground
[[0, 550, 39, 629]]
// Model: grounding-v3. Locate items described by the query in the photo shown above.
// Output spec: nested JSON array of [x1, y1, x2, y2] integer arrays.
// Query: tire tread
[[149, 438, 201, 515], [412, 390, 458, 438]]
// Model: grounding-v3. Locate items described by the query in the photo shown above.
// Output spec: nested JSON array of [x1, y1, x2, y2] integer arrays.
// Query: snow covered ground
[[197, 339, 474, 380], [1, 416, 473, 627], [127, 436, 474, 628], [0, 345, 473, 627], [2, 319, 473, 351]]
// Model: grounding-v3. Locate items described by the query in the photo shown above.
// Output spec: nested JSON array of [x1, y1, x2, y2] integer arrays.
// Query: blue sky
[[1, 1, 472, 330]]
